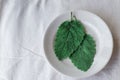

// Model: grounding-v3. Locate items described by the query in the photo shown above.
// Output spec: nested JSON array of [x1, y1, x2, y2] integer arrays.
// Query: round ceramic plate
[[43, 10, 113, 79]]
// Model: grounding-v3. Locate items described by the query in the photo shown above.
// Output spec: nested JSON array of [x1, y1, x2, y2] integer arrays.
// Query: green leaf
[[54, 20, 85, 60], [69, 34, 96, 71]]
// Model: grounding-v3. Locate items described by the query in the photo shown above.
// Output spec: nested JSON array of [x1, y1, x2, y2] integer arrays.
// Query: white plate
[[43, 10, 113, 79]]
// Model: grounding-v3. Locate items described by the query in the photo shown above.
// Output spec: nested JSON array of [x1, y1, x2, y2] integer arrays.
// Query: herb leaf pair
[[54, 13, 96, 71]]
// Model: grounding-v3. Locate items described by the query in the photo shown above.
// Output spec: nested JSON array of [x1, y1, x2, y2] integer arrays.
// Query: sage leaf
[[70, 34, 96, 71], [54, 20, 85, 60]]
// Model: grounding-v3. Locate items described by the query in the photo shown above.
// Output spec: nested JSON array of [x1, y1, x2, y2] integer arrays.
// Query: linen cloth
[[0, 0, 120, 80]]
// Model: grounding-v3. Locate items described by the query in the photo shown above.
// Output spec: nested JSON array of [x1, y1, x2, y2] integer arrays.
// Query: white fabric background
[[0, 0, 120, 80]]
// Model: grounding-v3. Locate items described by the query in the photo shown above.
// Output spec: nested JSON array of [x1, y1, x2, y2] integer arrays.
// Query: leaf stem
[[73, 15, 77, 21], [71, 12, 73, 21], [71, 12, 77, 21]]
